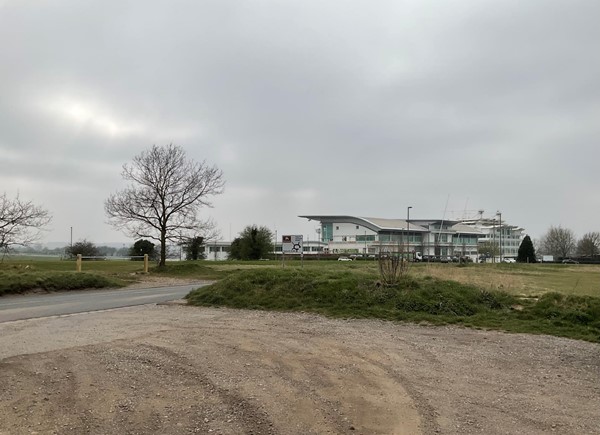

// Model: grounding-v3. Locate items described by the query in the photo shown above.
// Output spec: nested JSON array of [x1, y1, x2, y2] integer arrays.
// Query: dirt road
[[1, 303, 599, 434]]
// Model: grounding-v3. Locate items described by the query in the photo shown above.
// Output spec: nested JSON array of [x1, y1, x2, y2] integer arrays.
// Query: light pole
[[407, 206, 412, 259], [496, 211, 502, 262], [69, 226, 73, 259], [315, 228, 320, 260]]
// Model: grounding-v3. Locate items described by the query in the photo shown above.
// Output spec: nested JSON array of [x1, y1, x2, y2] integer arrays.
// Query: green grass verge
[[186, 268, 600, 342], [0, 270, 123, 296], [150, 262, 231, 280], [0, 259, 230, 294], [0, 258, 252, 294]]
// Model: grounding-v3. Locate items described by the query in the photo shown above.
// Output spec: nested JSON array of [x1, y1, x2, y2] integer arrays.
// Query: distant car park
[[562, 259, 579, 264]]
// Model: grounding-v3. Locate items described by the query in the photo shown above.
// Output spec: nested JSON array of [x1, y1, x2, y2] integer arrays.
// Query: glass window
[[356, 235, 376, 242], [322, 223, 333, 242]]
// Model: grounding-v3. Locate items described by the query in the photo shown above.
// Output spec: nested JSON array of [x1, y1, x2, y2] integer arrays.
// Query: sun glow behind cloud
[[37, 94, 202, 142], [40, 96, 145, 138]]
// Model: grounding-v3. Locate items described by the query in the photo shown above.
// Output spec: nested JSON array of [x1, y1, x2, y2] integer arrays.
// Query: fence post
[[76, 254, 82, 272], [144, 254, 149, 273]]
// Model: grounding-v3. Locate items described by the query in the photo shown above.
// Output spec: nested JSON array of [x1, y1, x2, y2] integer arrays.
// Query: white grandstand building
[[300, 214, 525, 261]]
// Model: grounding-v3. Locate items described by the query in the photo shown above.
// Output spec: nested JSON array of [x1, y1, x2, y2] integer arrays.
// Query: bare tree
[[478, 240, 499, 259], [105, 144, 225, 267], [576, 232, 600, 257], [0, 193, 52, 257], [540, 225, 576, 259]]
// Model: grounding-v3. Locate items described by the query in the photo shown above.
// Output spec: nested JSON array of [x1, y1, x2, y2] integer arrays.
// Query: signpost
[[282, 235, 303, 267]]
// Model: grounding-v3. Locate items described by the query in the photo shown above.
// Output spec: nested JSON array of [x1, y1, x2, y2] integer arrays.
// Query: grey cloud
[[1, 0, 599, 243]]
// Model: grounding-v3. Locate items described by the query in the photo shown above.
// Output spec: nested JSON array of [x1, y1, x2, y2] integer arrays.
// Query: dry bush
[[378, 256, 409, 286]]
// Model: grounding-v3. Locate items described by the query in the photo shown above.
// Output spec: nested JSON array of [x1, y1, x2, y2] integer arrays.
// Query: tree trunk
[[159, 229, 167, 267]]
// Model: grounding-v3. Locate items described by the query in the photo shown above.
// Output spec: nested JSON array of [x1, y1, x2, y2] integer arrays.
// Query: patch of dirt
[[124, 275, 202, 289], [1, 306, 599, 434]]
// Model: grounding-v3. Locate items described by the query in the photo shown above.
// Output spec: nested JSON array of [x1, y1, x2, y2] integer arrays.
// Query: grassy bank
[[186, 268, 600, 342], [0, 270, 123, 296], [0, 258, 234, 294], [0, 258, 146, 295]]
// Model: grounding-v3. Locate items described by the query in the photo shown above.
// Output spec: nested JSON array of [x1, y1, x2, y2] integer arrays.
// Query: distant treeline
[[13, 245, 130, 257]]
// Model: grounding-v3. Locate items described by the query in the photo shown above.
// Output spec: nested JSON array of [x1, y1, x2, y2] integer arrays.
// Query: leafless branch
[[0, 193, 52, 257]]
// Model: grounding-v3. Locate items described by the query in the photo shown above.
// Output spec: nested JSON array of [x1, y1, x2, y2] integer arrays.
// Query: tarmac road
[[0, 283, 205, 323]]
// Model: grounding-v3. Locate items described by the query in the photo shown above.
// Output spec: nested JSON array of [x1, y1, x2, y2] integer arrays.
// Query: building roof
[[362, 217, 429, 232], [450, 223, 485, 235], [300, 215, 485, 235], [300, 215, 428, 233]]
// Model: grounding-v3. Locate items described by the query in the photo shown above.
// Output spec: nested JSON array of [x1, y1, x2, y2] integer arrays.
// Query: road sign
[[282, 235, 303, 253]]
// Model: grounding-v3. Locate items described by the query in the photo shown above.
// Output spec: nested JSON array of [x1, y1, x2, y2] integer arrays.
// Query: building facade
[[300, 215, 525, 261], [459, 217, 525, 260], [202, 241, 231, 261]]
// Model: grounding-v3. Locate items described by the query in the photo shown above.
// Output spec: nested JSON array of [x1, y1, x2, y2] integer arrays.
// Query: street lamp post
[[497, 211, 502, 262], [407, 206, 412, 260]]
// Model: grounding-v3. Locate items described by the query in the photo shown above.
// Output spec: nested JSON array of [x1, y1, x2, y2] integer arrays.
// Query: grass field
[[2, 257, 599, 296], [2, 257, 600, 341], [2, 257, 598, 296], [0, 257, 144, 295], [229, 261, 600, 298], [0, 256, 237, 295], [412, 262, 600, 297]]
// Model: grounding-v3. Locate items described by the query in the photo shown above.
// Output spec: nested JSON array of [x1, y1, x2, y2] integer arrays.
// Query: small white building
[[202, 241, 231, 261]]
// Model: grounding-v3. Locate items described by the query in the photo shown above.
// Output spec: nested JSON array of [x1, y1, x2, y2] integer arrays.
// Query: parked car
[[503, 258, 516, 263], [562, 259, 579, 264], [337, 256, 352, 261]]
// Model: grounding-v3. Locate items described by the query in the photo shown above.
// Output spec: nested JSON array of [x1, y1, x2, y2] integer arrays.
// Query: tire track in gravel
[[1, 305, 599, 435]]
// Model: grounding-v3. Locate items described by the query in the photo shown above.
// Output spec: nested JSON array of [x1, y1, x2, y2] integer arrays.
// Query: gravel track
[[1, 303, 599, 434]]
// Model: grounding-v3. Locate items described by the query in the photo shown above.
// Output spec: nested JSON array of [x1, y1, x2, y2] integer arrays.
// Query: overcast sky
[[1, 0, 599, 246]]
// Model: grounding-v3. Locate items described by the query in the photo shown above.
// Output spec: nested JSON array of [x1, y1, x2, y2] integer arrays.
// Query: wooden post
[[144, 254, 149, 273], [76, 254, 82, 272]]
